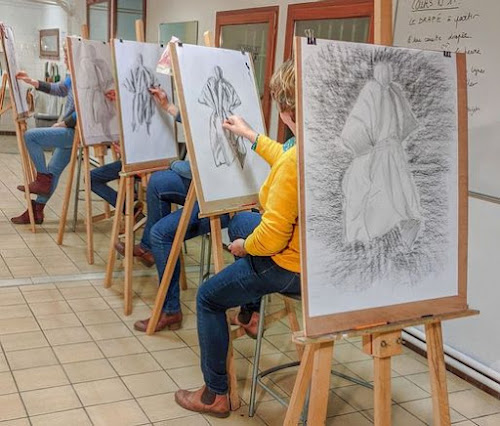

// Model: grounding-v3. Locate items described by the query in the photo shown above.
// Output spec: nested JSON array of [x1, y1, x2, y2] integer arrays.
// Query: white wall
[[146, 0, 318, 139]]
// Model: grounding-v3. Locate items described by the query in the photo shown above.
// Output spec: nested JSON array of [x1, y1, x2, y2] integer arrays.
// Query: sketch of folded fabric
[[198, 65, 247, 168], [79, 44, 116, 140], [339, 62, 422, 250], [123, 54, 158, 136]]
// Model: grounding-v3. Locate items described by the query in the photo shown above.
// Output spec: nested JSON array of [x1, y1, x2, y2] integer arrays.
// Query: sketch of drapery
[[79, 44, 115, 140], [198, 66, 247, 168], [339, 62, 422, 250], [123, 54, 158, 135]]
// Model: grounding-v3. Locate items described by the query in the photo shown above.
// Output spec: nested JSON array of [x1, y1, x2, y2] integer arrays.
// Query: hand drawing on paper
[[122, 53, 159, 135], [198, 66, 247, 168], [338, 62, 422, 250], [78, 43, 116, 140]]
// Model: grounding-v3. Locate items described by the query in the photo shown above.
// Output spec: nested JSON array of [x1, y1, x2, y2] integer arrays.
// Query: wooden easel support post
[[284, 311, 477, 425]]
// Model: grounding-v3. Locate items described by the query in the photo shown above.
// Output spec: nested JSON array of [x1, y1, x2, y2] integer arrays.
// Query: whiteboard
[[393, 0, 500, 199]]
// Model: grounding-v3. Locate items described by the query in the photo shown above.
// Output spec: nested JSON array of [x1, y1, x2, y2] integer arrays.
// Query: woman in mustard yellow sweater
[[175, 60, 299, 418]]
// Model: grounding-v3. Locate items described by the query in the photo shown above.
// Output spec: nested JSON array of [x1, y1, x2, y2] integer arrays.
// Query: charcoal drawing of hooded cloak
[[79, 44, 115, 140], [198, 66, 247, 168], [123, 54, 158, 135], [339, 62, 422, 250]]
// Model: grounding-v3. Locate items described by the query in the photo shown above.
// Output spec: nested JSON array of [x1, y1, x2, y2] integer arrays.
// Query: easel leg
[[57, 131, 80, 245], [179, 252, 188, 291], [374, 356, 392, 426], [284, 343, 317, 425], [284, 297, 304, 359], [363, 331, 403, 426], [146, 183, 196, 335], [124, 176, 135, 315], [426, 321, 451, 426], [209, 216, 240, 411], [307, 341, 334, 425], [96, 149, 111, 219], [15, 121, 35, 232], [82, 146, 94, 264], [104, 175, 125, 288]]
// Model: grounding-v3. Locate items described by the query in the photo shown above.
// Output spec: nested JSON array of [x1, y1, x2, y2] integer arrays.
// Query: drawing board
[[296, 37, 468, 336], [67, 37, 120, 146], [170, 43, 269, 216], [112, 39, 178, 173], [0, 25, 29, 117]]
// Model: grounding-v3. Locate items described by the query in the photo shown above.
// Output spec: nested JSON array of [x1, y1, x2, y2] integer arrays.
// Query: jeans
[[197, 255, 301, 394], [25, 127, 75, 204], [150, 201, 230, 315], [228, 212, 263, 313], [142, 169, 192, 250], [90, 160, 122, 207]]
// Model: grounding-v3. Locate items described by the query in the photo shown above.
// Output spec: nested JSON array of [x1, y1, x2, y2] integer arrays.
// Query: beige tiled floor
[[0, 139, 500, 425]]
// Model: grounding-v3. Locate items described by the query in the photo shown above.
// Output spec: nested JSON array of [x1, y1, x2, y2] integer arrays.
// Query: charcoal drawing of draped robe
[[123, 54, 158, 135], [198, 66, 247, 168], [80, 45, 115, 140], [339, 62, 422, 250]]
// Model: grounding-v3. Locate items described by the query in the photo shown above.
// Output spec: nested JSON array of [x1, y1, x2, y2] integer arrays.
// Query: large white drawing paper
[[114, 39, 177, 165], [69, 38, 119, 145], [2, 25, 29, 116], [300, 39, 459, 318], [174, 44, 269, 202]]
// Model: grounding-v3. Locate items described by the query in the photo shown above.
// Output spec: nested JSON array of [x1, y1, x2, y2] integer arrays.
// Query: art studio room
[[0, 0, 498, 425]]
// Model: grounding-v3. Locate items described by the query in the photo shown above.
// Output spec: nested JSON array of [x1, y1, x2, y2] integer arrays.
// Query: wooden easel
[[284, 310, 478, 425], [104, 19, 190, 314], [0, 25, 36, 232], [56, 24, 114, 265]]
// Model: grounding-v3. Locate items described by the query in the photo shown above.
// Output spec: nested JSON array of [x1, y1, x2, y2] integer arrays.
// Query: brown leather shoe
[[175, 386, 229, 418], [11, 201, 45, 225], [134, 311, 183, 332], [231, 310, 260, 339], [17, 172, 53, 196], [115, 241, 155, 267]]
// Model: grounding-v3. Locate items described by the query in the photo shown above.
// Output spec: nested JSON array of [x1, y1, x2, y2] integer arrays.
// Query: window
[[279, 0, 374, 141], [87, 0, 147, 41], [215, 7, 279, 130]]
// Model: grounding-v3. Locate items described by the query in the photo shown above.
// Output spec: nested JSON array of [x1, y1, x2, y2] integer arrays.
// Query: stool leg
[[249, 297, 267, 417]]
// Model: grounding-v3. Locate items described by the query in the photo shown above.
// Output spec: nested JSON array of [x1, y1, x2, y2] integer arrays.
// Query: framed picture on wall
[[39, 28, 60, 59]]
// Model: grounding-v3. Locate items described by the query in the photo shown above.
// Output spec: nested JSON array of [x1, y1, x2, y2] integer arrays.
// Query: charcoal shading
[[198, 65, 247, 168], [303, 43, 458, 294], [123, 53, 159, 135], [78, 43, 115, 141]]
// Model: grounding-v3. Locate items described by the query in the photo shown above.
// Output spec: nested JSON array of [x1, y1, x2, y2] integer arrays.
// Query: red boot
[[17, 173, 53, 197], [11, 201, 45, 225]]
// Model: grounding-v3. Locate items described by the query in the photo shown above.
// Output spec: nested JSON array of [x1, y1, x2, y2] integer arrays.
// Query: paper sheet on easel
[[156, 36, 180, 75]]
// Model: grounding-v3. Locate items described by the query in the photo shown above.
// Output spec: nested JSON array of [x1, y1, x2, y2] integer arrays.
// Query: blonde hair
[[269, 59, 295, 113]]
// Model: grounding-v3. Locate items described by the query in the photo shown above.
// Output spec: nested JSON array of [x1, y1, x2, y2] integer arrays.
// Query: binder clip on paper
[[156, 36, 181, 75], [305, 28, 316, 45]]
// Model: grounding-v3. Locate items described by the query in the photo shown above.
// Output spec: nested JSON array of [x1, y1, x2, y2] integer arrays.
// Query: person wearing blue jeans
[[175, 59, 300, 418], [12, 48, 77, 225]]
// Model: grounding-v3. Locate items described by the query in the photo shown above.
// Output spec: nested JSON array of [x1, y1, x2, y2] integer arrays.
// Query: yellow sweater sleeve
[[244, 152, 298, 256], [254, 134, 284, 166]]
